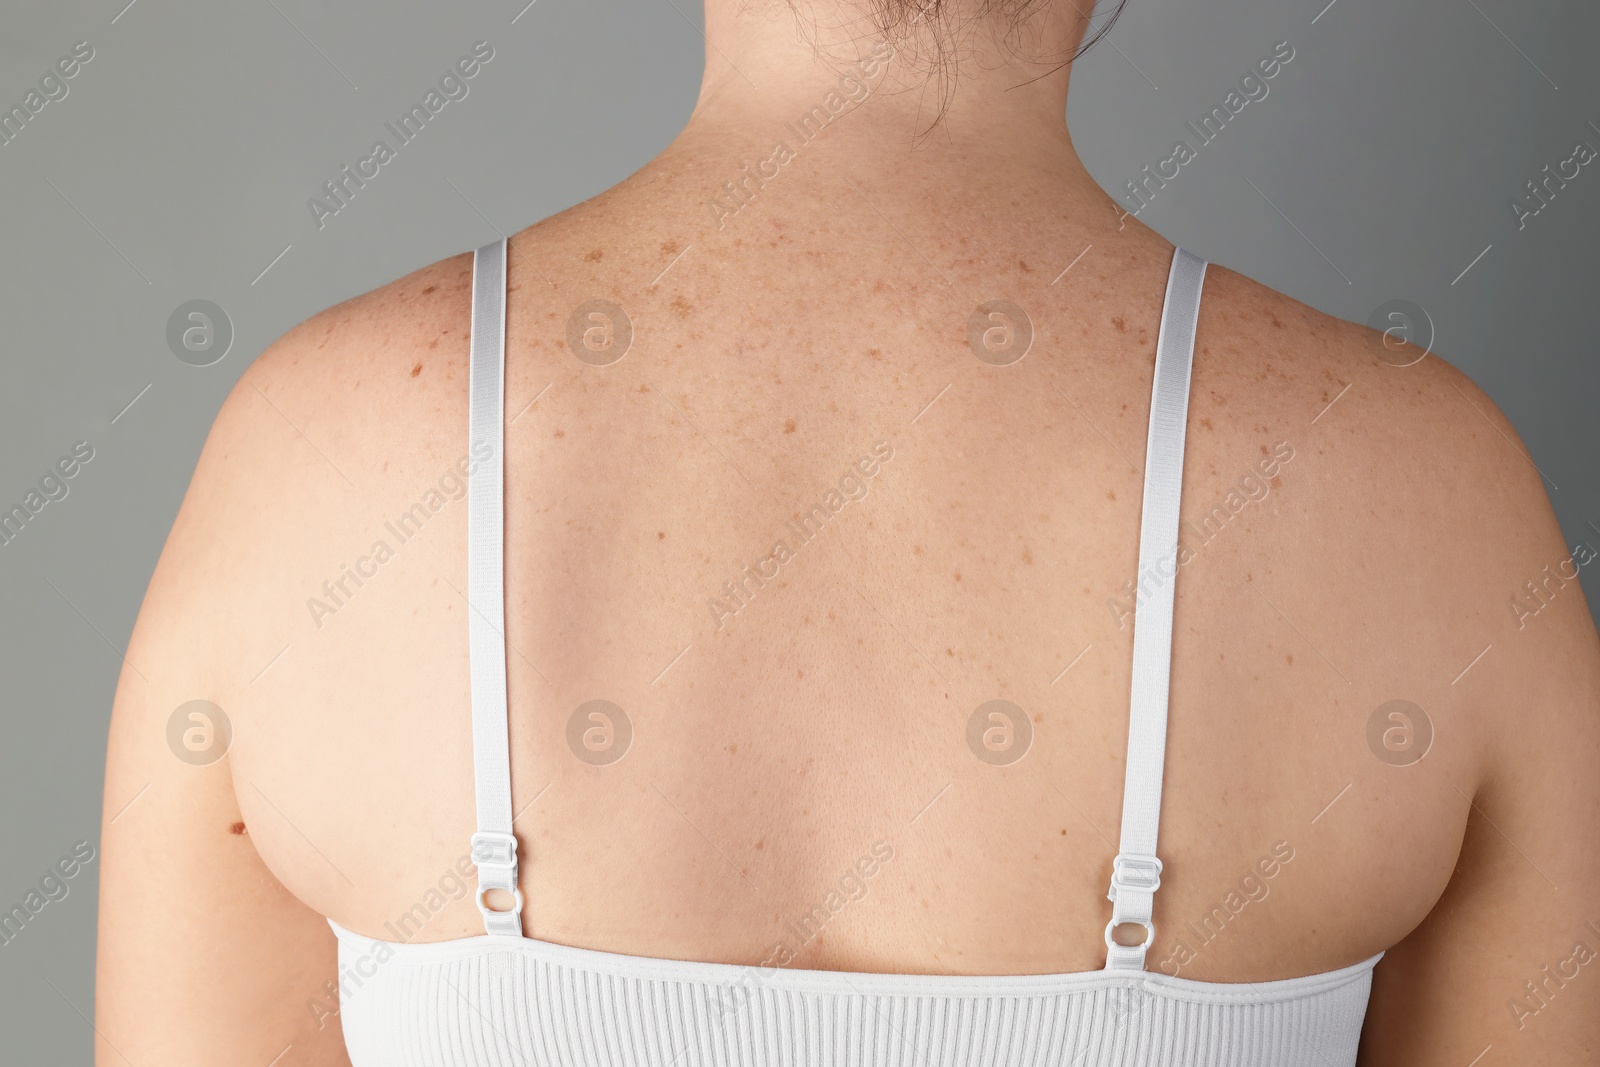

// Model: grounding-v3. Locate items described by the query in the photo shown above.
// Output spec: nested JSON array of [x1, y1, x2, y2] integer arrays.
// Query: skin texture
[[96, 1, 1600, 1064]]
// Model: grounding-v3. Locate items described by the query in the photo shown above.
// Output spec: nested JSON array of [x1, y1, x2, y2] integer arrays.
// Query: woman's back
[[96, 7, 1600, 1065]]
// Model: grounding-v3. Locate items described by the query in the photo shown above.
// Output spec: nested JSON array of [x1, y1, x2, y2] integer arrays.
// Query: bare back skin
[[96, 3, 1600, 1064]]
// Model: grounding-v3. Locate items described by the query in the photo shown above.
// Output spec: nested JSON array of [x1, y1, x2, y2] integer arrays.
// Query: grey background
[[1, 0, 1595, 1057]]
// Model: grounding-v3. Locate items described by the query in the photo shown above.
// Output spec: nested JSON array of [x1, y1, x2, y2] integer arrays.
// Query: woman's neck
[[673, 0, 1096, 178]]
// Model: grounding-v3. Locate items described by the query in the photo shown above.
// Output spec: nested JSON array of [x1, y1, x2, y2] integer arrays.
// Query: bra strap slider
[[1107, 852, 1164, 900]]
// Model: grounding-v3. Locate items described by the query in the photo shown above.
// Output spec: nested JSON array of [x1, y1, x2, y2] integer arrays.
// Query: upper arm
[[1358, 361, 1600, 1065], [95, 347, 352, 1066]]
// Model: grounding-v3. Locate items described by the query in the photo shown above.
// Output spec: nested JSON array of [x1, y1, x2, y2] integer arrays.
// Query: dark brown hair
[[791, 0, 1131, 131], [855, 0, 1127, 64]]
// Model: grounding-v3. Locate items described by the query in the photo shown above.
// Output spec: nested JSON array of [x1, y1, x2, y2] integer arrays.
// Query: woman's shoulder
[[139, 247, 482, 689], [1197, 257, 1599, 759], [236, 246, 478, 442]]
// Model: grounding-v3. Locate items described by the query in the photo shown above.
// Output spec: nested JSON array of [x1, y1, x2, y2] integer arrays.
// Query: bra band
[[1104, 246, 1207, 970], [462, 239, 1208, 964], [466, 236, 522, 937]]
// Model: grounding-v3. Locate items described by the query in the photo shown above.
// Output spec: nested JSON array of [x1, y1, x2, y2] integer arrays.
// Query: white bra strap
[[466, 237, 523, 937], [1104, 245, 1207, 971]]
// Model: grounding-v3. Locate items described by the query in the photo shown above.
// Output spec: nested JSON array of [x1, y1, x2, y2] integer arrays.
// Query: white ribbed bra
[[327, 242, 1383, 1065]]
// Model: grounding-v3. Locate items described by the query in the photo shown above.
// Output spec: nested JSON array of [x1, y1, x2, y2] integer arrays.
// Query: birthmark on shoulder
[[229, 821, 248, 836], [411, 361, 423, 377], [586, 248, 604, 262]]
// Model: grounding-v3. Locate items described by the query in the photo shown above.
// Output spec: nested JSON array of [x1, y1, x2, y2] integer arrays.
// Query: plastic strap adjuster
[[472, 830, 518, 871], [1106, 852, 1163, 900], [1104, 852, 1163, 970], [470, 831, 523, 935]]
